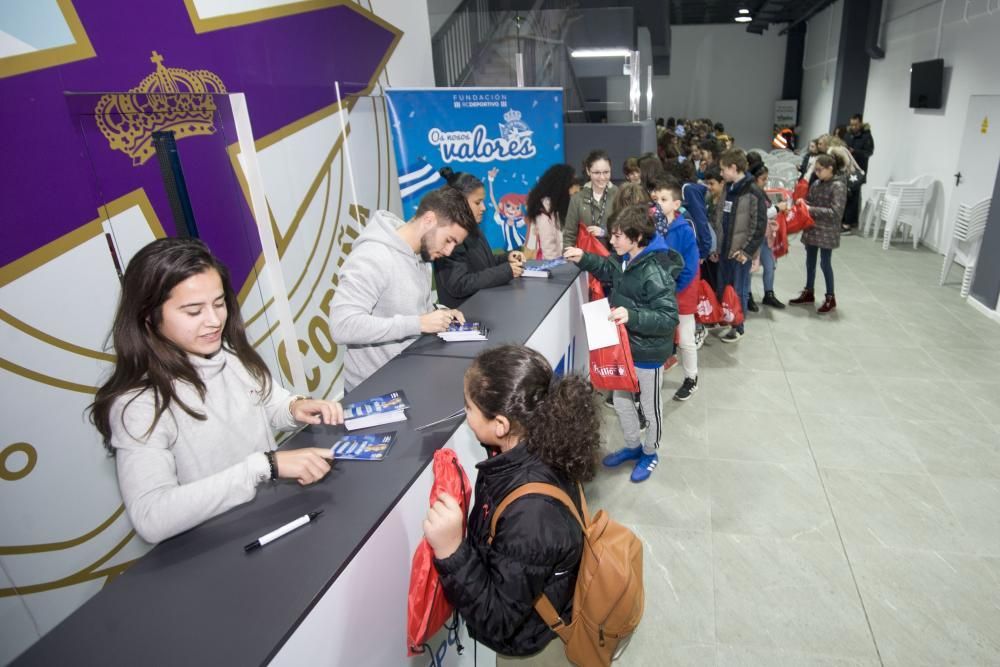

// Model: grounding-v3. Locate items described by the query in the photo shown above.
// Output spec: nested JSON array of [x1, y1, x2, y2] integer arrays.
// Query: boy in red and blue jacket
[[650, 177, 701, 402]]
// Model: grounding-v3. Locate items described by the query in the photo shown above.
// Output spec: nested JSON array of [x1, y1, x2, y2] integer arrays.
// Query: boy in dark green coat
[[564, 204, 682, 482]]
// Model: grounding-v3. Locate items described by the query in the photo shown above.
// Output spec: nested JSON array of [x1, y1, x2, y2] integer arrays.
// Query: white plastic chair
[[940, 197, 991, 296], [881, 174, 934, 250], [769, 162, 800, 183], [861, 186, 887, 239]]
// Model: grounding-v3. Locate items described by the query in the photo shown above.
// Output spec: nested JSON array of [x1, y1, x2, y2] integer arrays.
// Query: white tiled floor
[[502, 234, 1000, 666]]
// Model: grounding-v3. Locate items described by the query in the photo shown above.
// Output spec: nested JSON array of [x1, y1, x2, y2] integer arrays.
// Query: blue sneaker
[[630, 453, 659, 483], [603, 446, 642, 468]]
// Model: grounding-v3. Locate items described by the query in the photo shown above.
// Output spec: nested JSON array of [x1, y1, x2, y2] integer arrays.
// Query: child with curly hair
[[422, 345, 601, 656]]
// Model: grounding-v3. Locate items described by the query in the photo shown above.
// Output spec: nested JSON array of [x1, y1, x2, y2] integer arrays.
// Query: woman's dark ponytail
[[438, 167, 484, 196]]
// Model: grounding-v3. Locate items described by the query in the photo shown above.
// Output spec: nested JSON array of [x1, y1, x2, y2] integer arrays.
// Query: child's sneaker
[[721, 328, 743, 343], [630, 453, 659, 482], [694, 324, 707, 349], [673, 376, 698, 401], [603, 446, 642, 468]]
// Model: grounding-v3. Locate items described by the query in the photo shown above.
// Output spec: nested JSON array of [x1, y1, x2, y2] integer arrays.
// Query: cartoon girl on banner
[[487, 167, 526, 251]]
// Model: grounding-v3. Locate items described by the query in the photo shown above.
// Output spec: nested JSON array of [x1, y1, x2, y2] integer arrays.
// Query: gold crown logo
[[95, 51, 227, 166]]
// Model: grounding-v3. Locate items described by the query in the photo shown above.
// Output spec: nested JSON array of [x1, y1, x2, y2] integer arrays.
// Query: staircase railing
[[431, 0, 507, 87]]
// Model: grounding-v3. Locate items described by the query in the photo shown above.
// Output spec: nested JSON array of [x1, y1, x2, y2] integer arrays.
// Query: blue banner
[[386, 88, 565, 251]]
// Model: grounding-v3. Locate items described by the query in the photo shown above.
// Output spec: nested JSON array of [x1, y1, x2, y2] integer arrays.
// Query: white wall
[[860, 0, 1000, 251], [799, 0, 843, 144], [651, 23, 787, 150], [800, 0, 1000, 251]]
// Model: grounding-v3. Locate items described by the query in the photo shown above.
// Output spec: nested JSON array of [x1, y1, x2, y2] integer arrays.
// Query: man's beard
[[419, 235, 432, 262]]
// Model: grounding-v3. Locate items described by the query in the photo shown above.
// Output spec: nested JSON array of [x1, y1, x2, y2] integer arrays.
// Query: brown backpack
[[489, 482, 644, 667]]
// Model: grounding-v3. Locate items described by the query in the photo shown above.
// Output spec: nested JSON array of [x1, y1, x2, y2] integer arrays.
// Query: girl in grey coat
[[787, 153, 847, 313]]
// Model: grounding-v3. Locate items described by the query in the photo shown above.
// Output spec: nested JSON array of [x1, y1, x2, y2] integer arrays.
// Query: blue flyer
[[330, 432, 397, 462]]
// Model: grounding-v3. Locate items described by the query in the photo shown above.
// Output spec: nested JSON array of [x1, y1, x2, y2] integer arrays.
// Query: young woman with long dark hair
[[91, 238, 342, 543], [434, 167, 524, 307], [523, 163, 576, 260]]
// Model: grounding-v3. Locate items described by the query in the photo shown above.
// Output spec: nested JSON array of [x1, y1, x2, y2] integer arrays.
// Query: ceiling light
[[570, 48, 632, 58], [738, 8, 750, 14], [735, 15, 753, 22]]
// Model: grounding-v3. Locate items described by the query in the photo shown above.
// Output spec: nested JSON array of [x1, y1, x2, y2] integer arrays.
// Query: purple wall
[[0, 0, 398, 287]]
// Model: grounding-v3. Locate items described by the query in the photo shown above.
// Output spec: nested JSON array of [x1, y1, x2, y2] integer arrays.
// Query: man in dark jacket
[[566, 204, 681, 483], [843, 114, 874, 231], [710, 149, 767, 342]]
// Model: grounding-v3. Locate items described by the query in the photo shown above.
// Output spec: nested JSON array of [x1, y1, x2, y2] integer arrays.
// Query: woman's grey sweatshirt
[[111, 350, 299, 544]]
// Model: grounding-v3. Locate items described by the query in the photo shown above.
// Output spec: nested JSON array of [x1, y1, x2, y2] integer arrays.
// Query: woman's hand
[[586, 225, 605, 237], [508, 250, 525, 264], [423, 492, 464, 559], [609, 307, 629, 324], [291, 399, 344, 425], [274, 448, 332, 485], [563, 247, 583, 263]]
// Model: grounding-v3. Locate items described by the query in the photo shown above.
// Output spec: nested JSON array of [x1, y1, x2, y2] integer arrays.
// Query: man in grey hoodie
[[330, 188, 477, 390]]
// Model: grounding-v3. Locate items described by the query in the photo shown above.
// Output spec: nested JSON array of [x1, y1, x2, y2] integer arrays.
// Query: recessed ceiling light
[[735, 15, 752, 22], [738, 8, 750, 14], [570, 48, 632, 58]]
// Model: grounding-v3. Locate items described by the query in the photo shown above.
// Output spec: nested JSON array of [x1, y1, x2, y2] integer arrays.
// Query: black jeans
[[804, 244, 834, 295], [844, 186, 861, 228]]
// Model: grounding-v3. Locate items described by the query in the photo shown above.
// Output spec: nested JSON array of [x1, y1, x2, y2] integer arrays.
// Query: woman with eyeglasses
[[561, 149, 618, 249]]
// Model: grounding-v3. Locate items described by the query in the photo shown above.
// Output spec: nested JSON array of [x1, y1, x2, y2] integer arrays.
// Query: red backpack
[[695, 279, 723, 324], [407, 449, 473, 656], [576, 224, 609, 301], [721, 285, 745, 326]]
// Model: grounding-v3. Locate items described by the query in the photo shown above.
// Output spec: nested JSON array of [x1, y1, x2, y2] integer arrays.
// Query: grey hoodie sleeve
[[329, 243, 423, 344]]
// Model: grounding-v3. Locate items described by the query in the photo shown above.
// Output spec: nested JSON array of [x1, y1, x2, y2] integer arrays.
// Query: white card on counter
[[581, 298, 620, 350]]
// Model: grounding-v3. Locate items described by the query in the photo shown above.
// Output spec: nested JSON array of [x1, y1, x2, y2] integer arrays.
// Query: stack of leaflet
[[343, 390, 409, 431], [523, 258, 567, 278], [329, 432, 397, 461], [437, 321, 489, 342]]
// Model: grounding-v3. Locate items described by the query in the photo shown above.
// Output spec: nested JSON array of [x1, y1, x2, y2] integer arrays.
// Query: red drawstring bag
[[772, 212, 789, 258], [576, 223, 609, 301], [783, 199, 815, 235], [793, 177, 809, 202], [695, 279, 723, 324], [407, 449, 473, 656], [589, 322, 640, 392], [720, 285, 744, 326]]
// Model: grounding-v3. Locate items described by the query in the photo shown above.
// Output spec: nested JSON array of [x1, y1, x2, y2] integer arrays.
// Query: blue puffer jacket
[[649, 206, 698, 293], [681, 182, 714, 259]]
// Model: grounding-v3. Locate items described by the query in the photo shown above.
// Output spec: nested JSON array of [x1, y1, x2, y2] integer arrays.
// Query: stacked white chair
[[939, 197, 991, 297], [860, 186, 887, 239], [881, 174, 934, 250], [769, 161, 801, 183]]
